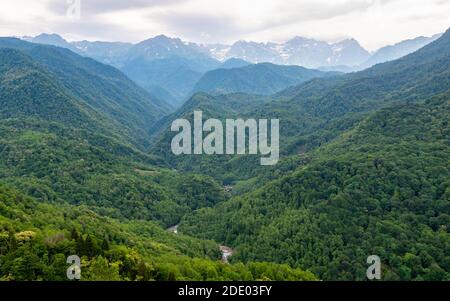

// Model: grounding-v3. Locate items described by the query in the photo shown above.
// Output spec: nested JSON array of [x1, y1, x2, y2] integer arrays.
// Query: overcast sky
[[0, 0, 449, 50]]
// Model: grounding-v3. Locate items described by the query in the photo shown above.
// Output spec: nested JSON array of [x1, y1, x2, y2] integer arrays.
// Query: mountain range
[[23, 32, 442, 107], [150, 27, 450, 181], [192, 63, 338, 96], [23, 34, 219, 107], [202, 37, 371, 68]]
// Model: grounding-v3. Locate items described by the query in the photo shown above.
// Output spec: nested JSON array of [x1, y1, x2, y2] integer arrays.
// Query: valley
[[0, 26, 449, 281]]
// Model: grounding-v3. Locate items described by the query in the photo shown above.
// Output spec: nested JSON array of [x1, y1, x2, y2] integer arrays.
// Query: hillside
[[25, 32, 444, 109], [151, 29, 450, 182], [0, 39, 234, 228], [0, 49, 97, 129], [0, 38, 317, 282], [192, 63, 337, 96], [122, 56, 217, 107], [180, 93, 450, 280], [0, 184, 316, 281], [26, 34, 221, 107], [113, 35, 221, 107], [150, 92, 273, 182], [219, 58, 252, 69], [0, 38, 171, 148], [362, 34, 442, 68]]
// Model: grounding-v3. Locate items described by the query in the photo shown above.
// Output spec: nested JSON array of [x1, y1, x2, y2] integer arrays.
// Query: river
[[167, 224, 234, 263]]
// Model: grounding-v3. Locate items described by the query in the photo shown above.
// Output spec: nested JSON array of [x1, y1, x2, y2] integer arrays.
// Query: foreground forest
[[0, 184, 316, 281], [0, 29, 449, 281]]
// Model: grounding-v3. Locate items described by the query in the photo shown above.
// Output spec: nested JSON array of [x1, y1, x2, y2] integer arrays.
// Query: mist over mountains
[[25, 32, 441, 69]]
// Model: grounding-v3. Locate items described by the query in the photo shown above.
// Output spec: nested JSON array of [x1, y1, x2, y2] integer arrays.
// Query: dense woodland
[[192, 63, 337, 96], [0, 185, 315, 280], [180, 95, 450, 280], [0, 29, 449, 281]]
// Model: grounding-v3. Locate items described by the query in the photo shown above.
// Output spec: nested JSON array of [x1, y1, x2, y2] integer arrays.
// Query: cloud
[[149, 11, 239, 42], [0, 0, 448, 50], [45, 0, 184, 16], [149, 0, 377, 42]]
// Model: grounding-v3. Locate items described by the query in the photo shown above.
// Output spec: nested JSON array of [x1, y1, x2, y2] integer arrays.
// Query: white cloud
[[0, 0, 448, 50]]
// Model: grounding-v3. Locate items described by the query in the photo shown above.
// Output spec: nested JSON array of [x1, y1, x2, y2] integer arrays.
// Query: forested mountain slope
[[0, 49, 98, 129], [28, 34, 222, 108], [151, 29, 450, 183], [0, 38, 316, 281], [0, 184, 316, 281], [180, 93, 450, 280], [121, 56, 217, 108], [267, 27, 450, 153], [150, 92, 271, 182], [120, 35, 221, 107], [192, 63, 336, 96], [0, 117, 230, 227], [0, 40, 229, 228], [0, 38, 171, 148]]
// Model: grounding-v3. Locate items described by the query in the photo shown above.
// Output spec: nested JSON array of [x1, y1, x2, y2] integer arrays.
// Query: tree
[[86, 256, 121, 281]]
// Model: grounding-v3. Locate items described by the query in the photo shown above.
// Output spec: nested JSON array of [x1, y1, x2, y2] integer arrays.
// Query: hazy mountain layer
[[192, 63, 337, 96]]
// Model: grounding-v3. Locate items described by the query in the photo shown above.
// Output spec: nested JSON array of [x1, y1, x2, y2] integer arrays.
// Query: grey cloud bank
[[0, 0, 449, 51]]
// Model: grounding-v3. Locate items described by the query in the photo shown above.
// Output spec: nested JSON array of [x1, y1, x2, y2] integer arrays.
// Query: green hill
[[151, 29, 450, 183], [0, 40, 231, 228], [0, 184, 316, 281], [192, 63, 337, 96], [0, 38, 171, 148], [0, 48, 97, 129], [0, 39, 316, 281], [180, 93, 450, 280]]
